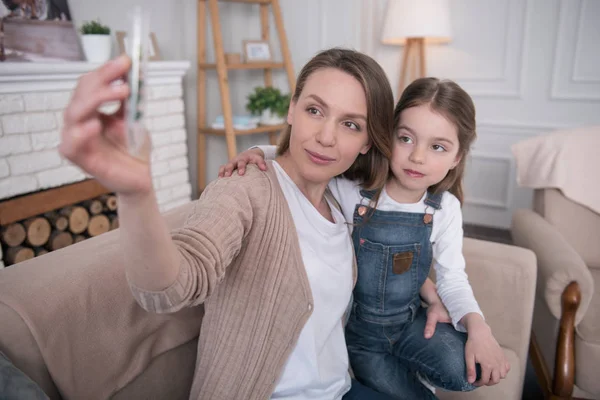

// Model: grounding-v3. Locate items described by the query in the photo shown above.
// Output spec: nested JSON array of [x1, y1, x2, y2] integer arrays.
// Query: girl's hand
[[218, 148, 267, 177], [59, 55, 153, 196], [424, 300, 452, 339], [463, 315, 510, 386]]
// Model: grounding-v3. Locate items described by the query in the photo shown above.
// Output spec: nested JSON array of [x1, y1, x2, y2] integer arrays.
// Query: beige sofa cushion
[[535, 189, 600, 269]]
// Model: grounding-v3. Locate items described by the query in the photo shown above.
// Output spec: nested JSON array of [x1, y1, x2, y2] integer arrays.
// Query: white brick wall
[[0, 160, 9, 179], [0, 82, 192, 206]]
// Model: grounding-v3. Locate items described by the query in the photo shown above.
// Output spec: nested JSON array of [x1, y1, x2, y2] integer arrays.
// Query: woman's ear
[[286, 99, 296, 125], [359, 142, 372, 155]]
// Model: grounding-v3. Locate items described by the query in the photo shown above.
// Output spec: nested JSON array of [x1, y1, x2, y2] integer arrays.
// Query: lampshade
[[381, 0, 452, 45]]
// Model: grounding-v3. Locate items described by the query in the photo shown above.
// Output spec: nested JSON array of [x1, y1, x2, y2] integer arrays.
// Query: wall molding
[[572, 0, 600, 83], [551, 0, 600, 101], [464, 152, 514, 210]]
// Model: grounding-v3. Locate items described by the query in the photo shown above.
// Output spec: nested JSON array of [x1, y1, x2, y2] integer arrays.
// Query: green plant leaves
[[80, 19, 111, 35], [246, 86, 291, 117]]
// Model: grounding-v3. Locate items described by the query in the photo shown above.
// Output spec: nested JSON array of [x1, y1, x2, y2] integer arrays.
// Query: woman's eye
[[432, 144, 446, 152], [307, 107, 321, 116], [399, 136, 413, 144], [344, 121, 360, 131]]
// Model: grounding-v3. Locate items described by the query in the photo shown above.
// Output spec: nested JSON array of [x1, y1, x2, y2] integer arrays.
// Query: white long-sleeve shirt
[[271, 161, 353, 400], [257, 145, 483, 331]]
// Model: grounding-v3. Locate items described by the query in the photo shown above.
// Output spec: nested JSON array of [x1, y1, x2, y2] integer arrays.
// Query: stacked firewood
[[0, 194, 119, 267]]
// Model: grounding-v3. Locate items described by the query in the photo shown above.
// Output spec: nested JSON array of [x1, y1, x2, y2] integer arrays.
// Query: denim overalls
[[345, 189, 477, 400]]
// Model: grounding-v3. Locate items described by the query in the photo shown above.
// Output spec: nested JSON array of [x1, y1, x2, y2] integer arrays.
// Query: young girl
[[220, 77, 509, 399]]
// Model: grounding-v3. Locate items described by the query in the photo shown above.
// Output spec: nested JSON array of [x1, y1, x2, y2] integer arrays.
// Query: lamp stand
[[398, 37, 426, 96]]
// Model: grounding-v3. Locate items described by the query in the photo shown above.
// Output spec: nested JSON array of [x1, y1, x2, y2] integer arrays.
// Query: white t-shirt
[[270, 161, 353, 400], [255, 145, 482, 331], [327, 177, 483, 331]]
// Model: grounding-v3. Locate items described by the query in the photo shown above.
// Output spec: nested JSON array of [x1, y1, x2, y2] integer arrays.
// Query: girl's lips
[[305, 149, 335, 165], [404, 169, 425, 178]]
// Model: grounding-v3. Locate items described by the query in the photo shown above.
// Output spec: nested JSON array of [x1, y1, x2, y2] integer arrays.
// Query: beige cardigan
[[0, 162, 355, 400], [130, 162, 356, 399]]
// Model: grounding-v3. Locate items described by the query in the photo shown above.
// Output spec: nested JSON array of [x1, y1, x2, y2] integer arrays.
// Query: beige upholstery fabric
[[0, 214, 537, 400], [534, 189, 600, 269], [512, 188, 600, 398]]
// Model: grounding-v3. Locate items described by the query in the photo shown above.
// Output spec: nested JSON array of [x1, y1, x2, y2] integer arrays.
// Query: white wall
[[67, 0, 600, 228]]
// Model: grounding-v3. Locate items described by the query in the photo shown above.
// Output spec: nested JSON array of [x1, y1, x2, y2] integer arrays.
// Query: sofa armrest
[[463, 238, 537, 363], [511, 209, 594, 325]]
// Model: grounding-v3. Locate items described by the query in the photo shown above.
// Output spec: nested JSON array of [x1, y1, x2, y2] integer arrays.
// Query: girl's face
[[389, 104, 461, 197], [285, 68, 371, 185]]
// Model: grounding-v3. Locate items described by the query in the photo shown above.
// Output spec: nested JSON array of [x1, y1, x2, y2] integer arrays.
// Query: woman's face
[[285, 68, 371, 185]]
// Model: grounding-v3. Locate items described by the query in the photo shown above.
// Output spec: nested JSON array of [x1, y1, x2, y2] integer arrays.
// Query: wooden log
[[88, 214, 110, 237], [73, 235, 87, 243], [46, 231, 73, 251], [1, 223, 26, 247], [44, 211, 68, 231], [60, 206, 90, 234], [100, 194, 118, 211], [82, 199, 103, 215], [109, 214, 119, 230], [33, 247, 49, 257], [5, 246, 34, 265], [24, 217, 51, 247]]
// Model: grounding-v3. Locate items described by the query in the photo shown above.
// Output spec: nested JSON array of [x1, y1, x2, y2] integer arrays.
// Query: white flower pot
[[81, 34, 112, 63], [260, 109, 285, 125]]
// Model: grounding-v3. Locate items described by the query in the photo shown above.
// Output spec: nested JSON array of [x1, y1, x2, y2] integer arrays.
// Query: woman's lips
[[306, 149, 335, 165]]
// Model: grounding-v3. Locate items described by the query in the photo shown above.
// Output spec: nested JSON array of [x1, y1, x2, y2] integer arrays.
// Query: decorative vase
[[260, 109, 285, 125], [81, 34, 112, 63]]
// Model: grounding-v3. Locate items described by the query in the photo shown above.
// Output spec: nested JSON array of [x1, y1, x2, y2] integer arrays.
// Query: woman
[[59, 48, 396, 399]]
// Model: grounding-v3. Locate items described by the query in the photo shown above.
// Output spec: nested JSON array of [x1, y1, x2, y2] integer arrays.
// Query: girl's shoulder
[[434, 191, 462, 219]]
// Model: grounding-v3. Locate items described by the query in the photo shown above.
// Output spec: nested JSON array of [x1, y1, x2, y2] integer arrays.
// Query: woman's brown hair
[[276, 48, 394, 190], [394, 77, 477, 204]]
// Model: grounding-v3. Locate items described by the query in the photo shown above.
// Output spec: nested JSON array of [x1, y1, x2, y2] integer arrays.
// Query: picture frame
[[116, 30, 162, 61], [242, 40, 272, 63]]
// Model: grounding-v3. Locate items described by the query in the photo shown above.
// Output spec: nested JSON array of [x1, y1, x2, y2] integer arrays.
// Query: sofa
[[512, 189, 600, 399], [0, 201, 537, 400], [510, 125, 600, 400]]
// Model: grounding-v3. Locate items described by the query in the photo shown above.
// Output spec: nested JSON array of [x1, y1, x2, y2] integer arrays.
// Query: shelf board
[[200, 124, 287, 136], [199, 62, 285, 70]]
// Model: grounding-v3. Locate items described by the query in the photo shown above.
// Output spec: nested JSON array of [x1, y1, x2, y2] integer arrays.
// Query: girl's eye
[[432, 144, 446, 152], [307, 107, 321, 116], [344, 121, 360, 131], [398, 136, 413, 144]]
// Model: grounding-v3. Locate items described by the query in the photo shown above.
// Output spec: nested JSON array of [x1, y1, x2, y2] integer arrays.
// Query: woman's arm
[[60, 56, 254, 313]]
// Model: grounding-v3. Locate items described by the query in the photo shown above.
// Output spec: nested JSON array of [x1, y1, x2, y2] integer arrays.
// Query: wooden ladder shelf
[[197, 0, 296, 190]]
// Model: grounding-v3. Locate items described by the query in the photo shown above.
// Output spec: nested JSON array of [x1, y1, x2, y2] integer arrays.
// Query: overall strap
[[358, 189, 377, 200], [424, 190, 444, 210]]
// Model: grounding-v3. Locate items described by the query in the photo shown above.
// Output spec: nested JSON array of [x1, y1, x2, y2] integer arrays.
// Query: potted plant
[[80, 19, 111, 63], [246, 87, 291, 125]]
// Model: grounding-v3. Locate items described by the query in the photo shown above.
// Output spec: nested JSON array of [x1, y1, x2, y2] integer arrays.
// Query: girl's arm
[[431, 194, 483, 332]]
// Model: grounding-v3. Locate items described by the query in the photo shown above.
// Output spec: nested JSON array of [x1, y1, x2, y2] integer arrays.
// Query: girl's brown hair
[[276, 48, 394, 190], [394, 77, 477, 204]]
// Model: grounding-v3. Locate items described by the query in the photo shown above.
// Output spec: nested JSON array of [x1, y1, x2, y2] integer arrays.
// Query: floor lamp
[[381, 0, 452, 97]]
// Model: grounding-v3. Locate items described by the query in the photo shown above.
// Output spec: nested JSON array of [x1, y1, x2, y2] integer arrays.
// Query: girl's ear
[[451, 154, 462, 169]]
